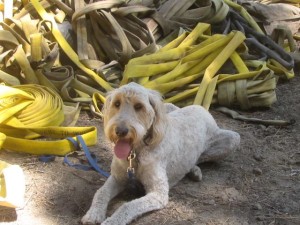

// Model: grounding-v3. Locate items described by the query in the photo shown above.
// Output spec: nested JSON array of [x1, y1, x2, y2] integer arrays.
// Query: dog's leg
[[81, 176, 125, 225], [199, 129, 240, 163], [101, 169, 169, 225]]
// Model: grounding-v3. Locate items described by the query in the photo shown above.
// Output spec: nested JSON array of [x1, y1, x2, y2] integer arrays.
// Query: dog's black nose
[[115, 126, 129, 137]]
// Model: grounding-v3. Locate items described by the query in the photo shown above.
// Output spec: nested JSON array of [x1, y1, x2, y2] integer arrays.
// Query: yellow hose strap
[[193, 31, 246, 109], [20, 14, 40, 43], [121, 22, 210, 85], [91, 92, 106, 118], [223, 0, 264, 34], [164, 87, 199, 104], [217, 72, 277, 109], [158, 0, 229, 25], [267, 59, 295, 80], [257, 0, 300, 6], [177, 23, 211, 48], [0, 14, 107, 105], [70, 0, 157, 66], [123, 22, 277, 110], [13, 0, 52, 20], [30, 0, 112, 91], [30, 33, 43, 62], [37, 65, 106, 103], [14, 45, 40, 84], [164, 72, 277, 109], [61, 78, 105, 103], [216, 107, 294, 126], [47, 0, 74, 17], [271, 25, 297, 52], [0, 20, 31, 54], [62, 102, 82, 127], [0, 30, 19, 47], [74, 0, 89, 63], [1, 127, 97, 156], [0, 84, 97, 156], [40, 66, 73, 91], [73, 0, 106, 70], [0, 71, 20, 86]]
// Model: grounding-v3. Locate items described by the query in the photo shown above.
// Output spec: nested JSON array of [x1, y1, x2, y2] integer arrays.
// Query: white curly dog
[[82, 82, 240, 225]]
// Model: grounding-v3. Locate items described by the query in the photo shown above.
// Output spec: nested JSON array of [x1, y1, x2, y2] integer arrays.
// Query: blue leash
[[64, 135, 110, 178]]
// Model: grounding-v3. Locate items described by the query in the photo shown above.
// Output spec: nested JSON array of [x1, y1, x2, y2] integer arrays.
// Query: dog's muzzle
[[115, 125, 129, 138]]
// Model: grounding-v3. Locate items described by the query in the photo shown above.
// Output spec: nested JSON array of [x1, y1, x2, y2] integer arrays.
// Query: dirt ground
[[0, 75, 299, 225]]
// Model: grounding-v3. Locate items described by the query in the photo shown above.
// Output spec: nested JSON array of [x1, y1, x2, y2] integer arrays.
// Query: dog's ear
[[102, 92, 113, 125], [145, 90, 166, 146]]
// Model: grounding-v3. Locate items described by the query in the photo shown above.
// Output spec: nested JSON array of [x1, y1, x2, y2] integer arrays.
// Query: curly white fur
[[82, 82, 240, 225]]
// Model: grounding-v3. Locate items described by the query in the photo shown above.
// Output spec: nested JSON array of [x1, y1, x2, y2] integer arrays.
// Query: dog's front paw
[[81, 209, 105, 225]]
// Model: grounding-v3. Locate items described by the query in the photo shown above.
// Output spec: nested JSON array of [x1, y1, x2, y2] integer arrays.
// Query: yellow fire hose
[[0, 84, 97, 156]]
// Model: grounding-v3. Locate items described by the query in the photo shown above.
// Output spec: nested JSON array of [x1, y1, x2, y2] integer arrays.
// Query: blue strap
[[76, 135, 110, 178], [66, 137, 80, 149], [39, 155, 56, 162], [63, 156, 93, 171], [64, 137, 96, 171], [63, 142, 94, 171], [65, 136, 110, 178]]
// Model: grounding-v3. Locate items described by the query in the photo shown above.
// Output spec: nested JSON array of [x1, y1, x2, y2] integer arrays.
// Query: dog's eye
[[114, 100, 121, 108], [134, 103, 143, 111]]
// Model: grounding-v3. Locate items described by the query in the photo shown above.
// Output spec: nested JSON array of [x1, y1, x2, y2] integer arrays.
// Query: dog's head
[[103, 82, 166, 159]]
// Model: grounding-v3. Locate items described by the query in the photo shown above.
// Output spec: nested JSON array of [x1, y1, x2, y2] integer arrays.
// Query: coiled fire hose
[[0, 84, 97, 156]]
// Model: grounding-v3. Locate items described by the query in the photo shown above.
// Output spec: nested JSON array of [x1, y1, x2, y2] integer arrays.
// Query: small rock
[[255, 216, 263, 221], [252, 203, 262, 210], [258, 125, 266, 130], [253, 168, 263, 175], [253, 153, 263, 162], [203, 199, 216, 205], [209, 199, 216, 205], [187, 166, 202, 181], [220, 187, 247, 202]]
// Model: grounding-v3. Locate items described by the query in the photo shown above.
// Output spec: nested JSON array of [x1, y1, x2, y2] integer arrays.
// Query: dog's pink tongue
[[114, 140, 131, 159]]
